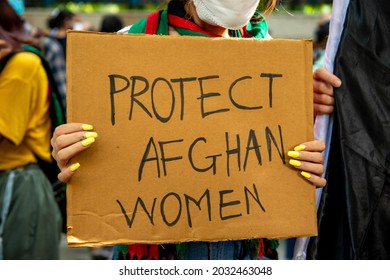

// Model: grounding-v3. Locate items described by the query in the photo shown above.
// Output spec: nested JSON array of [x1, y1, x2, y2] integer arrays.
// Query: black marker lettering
[[260, 73, 283, 108], [188, 137, 221, 174], [138, 137, 160, 181], [151, 78, 175, 123], [108, 74, 130, 125], [225, 132, 241, 177], [129, 76, 152, 120], [171, 77, 197, 120], [159, 139, 184, 176], [184, 189, 211, 228], [265, 125, 285, 164], [244, 129, 262, 171], [229, 76, 263, 110], [198, 75, 229, 118], [244, 184, 266, 214], [160, 192, 182, 227], [116, 197, 156, 227], [219, 189, 242, 220]]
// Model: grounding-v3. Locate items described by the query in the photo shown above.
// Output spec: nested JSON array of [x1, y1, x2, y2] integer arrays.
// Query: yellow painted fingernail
[[289, 159, 301, 167], [70, 162, 80, 172], [294, 144, 306, 151], [287, 151, 300, 158], [82, 124, 93, 131], [81, 137, 95, 147], [84, 132, 98, 139], [301, 171, 311, 179]]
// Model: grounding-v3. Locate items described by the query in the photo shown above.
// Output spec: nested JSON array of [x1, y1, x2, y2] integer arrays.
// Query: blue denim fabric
[[185, 240, 253, 260]]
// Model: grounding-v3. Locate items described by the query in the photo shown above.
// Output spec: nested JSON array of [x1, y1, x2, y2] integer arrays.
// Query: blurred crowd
[[0, 0, 124, 260]]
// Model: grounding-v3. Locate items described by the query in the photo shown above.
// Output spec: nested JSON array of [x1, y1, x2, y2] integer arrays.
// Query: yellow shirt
[[0, 52, 52, 170]]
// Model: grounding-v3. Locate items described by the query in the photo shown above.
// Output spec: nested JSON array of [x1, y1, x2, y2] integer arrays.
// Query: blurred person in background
[[312, 14, 330, 70], [6, 0, 30, 32], [47, 8, 92, 59], [43, 8, 91, 110], [0, 0, 62, 260], [39, 32, 67, 111], [99, 14, 124, 33], [47, 8, 76, 59]]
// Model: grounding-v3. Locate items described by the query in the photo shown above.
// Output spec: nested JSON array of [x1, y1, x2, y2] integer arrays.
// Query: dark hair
[[48, 9, 75, 29], [0, 0, 31, 51], [315, 20, 330, 45], [99, 14, 124, 33]]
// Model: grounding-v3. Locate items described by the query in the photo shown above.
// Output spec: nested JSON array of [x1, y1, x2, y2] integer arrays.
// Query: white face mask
[[193, 0, 260, 30]]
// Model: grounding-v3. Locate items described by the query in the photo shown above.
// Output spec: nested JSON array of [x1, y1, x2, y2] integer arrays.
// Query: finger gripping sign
[[66, 31, 316, 247]]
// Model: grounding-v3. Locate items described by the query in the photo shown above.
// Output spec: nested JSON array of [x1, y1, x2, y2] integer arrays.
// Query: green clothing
[[0, 164, 62, 259]]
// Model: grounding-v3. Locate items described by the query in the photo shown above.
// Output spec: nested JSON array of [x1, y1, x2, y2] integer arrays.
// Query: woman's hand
[[51, 123, 98, 183], [287, 140, 326, 187], [313, 67, 342, 117]]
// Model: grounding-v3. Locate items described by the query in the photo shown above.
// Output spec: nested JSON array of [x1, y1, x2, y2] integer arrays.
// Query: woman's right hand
[[51, 123, 98, 183]]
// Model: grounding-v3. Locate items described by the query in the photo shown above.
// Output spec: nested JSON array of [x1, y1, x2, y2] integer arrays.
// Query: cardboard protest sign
[[66, 31, 316, 247]]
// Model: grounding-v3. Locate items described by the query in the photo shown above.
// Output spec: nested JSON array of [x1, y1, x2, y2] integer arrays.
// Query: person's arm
[[51, 123, 98, 182]]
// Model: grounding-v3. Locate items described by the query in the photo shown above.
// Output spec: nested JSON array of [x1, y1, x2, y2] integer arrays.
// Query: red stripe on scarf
[[168, 14, 222, 37], [242, 26, 254, 38], [145, 11, 161, 35]]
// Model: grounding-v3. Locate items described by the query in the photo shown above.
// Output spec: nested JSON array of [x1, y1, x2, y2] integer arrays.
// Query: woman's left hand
[[287, 140, 326, 187]]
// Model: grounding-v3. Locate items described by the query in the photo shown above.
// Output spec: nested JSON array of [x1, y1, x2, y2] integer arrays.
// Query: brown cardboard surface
[[66, 30, 316, 247]]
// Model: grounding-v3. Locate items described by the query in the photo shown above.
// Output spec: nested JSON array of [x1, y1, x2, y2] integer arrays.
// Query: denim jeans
[[185, 240, 253, 260]]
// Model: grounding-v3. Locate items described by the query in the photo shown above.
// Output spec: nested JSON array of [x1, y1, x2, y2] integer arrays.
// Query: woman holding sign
[[51, 0, 341, 260]]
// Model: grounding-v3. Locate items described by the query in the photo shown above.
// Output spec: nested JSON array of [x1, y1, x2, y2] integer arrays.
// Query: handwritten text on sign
[[109, 73, 285, 227], [66, 32, 316, 246]]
